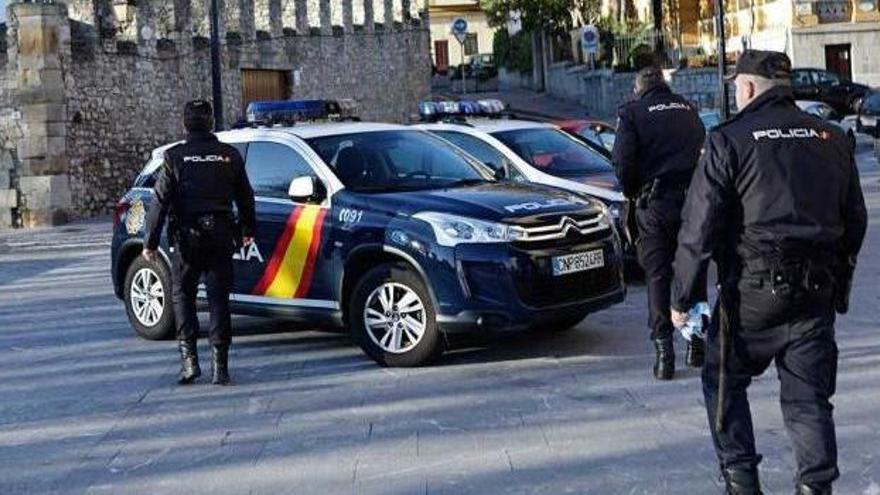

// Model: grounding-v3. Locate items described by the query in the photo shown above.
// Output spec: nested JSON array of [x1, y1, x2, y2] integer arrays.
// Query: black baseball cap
[[726, 50, 792, 81], [183, 99, 213, 132]]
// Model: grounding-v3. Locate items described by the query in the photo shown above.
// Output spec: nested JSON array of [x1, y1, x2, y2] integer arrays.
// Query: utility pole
[[715, 0, 729, 118], [209, 0, 224, 130]]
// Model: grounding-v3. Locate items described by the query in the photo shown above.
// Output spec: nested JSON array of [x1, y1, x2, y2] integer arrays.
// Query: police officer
[[143, 100, 256, 386], [672, 50, 867, 494], [612, 66, 707, 380]]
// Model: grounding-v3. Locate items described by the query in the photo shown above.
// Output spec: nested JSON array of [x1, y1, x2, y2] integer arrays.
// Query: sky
[[0, 2, 7, 22]]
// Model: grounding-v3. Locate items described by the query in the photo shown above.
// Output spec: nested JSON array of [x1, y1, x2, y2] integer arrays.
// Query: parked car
[[414, 100, 633, 259], [467, 53, 497, 80], [791, 68, 872, 115], [556, 119, 617, 153], [856, 91, 880, 138], [111, 100, 625, 367], [795, 100, 856, 150]]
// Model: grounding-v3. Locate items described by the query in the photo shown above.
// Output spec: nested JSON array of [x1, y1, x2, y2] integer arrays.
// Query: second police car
[[111, 100, 625, 367], [412, 100, 634, 254]]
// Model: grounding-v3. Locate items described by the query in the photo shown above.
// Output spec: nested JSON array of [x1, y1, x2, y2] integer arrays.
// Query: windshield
[[492, 128, 614, 177], [307, 130, 492, 193]]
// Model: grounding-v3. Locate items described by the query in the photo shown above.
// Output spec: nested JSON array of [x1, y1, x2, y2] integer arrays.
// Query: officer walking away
[[142, 100, 256, 386], [672, 50, 867, 494], [611, 66, 707, 380]]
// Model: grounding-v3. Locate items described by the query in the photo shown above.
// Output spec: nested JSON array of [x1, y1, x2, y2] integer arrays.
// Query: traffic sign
[[581, 25, 600, 54], [451, 17, 468, 44]]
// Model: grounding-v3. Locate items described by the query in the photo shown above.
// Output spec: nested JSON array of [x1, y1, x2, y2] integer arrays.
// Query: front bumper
[[418, 232, 625, 334]]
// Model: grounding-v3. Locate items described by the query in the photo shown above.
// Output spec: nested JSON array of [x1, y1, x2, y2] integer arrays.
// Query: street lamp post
[[209, 0, 224, 130], [715, 0, 730, 119]]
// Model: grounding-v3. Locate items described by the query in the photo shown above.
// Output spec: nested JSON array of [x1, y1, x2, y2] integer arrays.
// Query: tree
[[481, 0, 601, 36]]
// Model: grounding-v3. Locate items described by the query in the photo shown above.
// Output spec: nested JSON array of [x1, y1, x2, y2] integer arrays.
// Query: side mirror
[[288, 176, 323, 202], [490, 163, 507, 180]]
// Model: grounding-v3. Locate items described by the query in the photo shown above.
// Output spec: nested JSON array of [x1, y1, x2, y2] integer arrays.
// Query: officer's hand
[[242, 237, 254, 247], [671, 308, 689, 329], [142, 248, 157, 262]]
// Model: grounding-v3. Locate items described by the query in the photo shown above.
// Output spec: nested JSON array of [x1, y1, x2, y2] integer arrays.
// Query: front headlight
[[607, 202, 622, 220], [413, 212, 525, 247]]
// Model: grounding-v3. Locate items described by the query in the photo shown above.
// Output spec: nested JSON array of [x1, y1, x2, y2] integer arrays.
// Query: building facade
[[691, 0, 880, 85], [0, 0, 432, 227], [427, 0, 494, 73]]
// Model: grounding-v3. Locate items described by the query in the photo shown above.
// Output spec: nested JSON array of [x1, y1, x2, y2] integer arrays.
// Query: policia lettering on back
[[672, 50, 867, 495]]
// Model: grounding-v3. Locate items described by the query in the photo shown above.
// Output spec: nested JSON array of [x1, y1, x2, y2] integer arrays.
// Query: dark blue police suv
[[111, 112, 624, 366]]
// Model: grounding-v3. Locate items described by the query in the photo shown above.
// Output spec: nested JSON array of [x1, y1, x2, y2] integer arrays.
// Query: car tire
[[124, 255, 175, 340], [349, 262, 443, 367]]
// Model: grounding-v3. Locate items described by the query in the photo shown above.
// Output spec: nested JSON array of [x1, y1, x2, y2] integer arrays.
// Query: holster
[[834, 256, 855, 314]]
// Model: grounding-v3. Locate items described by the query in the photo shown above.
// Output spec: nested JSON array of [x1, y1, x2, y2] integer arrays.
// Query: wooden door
[[434, 40, 449, 74], [241, 69, 290, 114], [825, 44, 852, 81]]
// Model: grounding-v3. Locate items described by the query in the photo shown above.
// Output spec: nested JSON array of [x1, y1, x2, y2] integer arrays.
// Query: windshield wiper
[[445, 178, 489, 188]]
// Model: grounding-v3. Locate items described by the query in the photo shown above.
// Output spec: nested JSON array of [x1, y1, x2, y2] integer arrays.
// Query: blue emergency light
[[245, 99, 360, 125], [418, 98, 506, 121]]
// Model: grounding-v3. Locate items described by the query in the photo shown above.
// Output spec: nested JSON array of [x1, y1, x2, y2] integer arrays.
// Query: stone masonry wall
[[0, 0, 432, 223]]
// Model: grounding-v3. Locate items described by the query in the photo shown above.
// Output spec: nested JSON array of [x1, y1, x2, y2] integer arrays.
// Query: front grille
[[514, 211, 611, 243], [513, 258, 620, 308]]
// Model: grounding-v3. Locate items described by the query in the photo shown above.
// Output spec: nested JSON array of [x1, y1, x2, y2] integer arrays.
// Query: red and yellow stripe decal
[[252, 205, 327, 299]]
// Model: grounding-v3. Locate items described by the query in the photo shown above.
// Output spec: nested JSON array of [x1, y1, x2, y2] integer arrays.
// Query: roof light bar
[[418, 98, 506, 121], [245, 99, 360, 126]]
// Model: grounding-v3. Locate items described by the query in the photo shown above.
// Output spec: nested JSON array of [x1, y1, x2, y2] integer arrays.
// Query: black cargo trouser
[[170, 220, 235, 346], [702, 274, 839, 487], [636, 196, 705, 340]]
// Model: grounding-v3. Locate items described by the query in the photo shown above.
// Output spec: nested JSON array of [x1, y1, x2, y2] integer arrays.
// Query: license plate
[[552, 249, 605, 276], [862, 116, 877, 127]]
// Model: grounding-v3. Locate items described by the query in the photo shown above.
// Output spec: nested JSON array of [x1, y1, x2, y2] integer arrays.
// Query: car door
[[232, 139, 336, 308]]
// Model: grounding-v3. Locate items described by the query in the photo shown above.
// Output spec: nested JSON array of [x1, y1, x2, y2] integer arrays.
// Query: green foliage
[[492, 28, 533, 73], [482, 0, 587, 35]]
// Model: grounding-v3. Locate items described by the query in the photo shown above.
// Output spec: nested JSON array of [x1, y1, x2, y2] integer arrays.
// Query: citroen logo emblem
[[561, 216, 577, 235]]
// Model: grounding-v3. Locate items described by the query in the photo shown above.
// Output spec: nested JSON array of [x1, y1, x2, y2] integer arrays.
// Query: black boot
[[685, 337, 705, 368], [177, 339, 201, 385], [212, 344, 230, 385], [796, 483, 831, 495], [653, 338, 675, 380], [722, 467, 762, 495]]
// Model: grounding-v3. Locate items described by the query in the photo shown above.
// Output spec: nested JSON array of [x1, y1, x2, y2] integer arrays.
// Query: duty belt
[[743, 257, 835, 296]]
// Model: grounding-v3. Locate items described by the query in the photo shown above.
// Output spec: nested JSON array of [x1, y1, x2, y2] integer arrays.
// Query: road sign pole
[[451, 17, 469, 96], [209, 0, 224, 130], [715, 0, 729, 119], [460, 44, 466, 95]]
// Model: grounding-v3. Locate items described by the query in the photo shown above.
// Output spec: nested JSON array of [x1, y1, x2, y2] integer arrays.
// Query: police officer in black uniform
[[143, 100, 256, 386], [672, 50, 867, 494], [612, 66, 707, 380]]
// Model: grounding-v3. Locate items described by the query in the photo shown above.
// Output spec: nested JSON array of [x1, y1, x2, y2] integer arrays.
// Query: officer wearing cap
[[672, 50, 867, 494], [143, 100, 256, 386], [612, 66, 707, 380]]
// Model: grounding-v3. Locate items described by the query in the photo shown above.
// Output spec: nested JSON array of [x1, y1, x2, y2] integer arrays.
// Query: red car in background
[[556, 120, 617, 155]]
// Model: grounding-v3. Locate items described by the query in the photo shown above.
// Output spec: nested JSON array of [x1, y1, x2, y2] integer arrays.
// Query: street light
[[714, 0, 730, 119], [210, 0, 224, 130]]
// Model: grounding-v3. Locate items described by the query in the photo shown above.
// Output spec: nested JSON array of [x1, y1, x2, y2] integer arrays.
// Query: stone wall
[[541, 65, 734, 119], [0, 0, 432, 225]]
